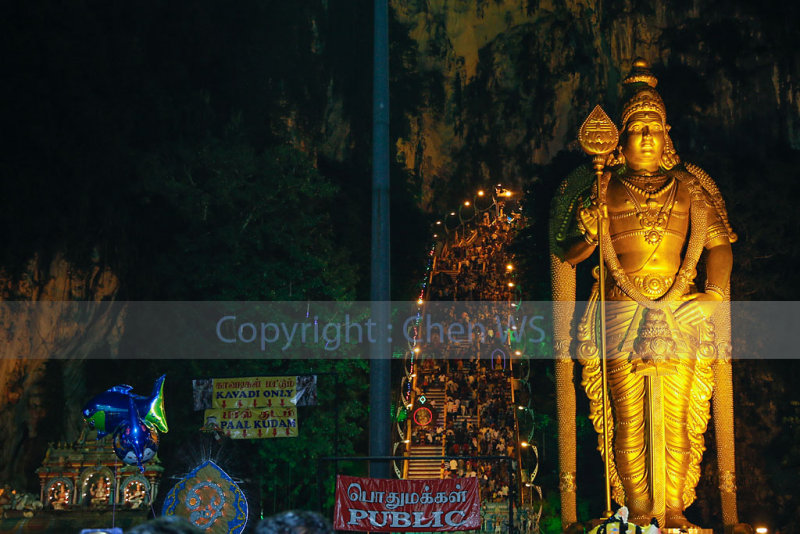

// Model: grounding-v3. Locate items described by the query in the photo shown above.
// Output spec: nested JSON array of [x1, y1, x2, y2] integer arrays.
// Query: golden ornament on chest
[[620, 176, 677, 247]]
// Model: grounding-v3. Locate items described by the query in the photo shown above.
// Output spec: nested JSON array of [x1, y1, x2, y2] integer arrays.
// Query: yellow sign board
[[203, 406, 298, 439], [211, 376, 297, 409], [200, 376, 300, 439]]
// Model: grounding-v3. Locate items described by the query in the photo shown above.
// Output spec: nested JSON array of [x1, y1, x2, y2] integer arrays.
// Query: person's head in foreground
[[255, 510, 333, 534]]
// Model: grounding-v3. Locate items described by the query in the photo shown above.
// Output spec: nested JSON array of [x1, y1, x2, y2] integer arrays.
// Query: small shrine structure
[[35, 431, 163, 512]]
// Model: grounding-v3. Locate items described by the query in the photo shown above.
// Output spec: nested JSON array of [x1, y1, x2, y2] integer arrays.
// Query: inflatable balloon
[[83, 375, 168, 471], [83, 375, 168, 437], [112, 415, 160, 468]]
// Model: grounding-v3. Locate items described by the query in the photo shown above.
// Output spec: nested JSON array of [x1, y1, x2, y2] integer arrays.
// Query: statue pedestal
[[663, 528, 713, 534]]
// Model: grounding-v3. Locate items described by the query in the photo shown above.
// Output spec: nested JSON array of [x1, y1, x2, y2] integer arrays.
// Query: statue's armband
[[704, 204, 731, 249], [684, 162, 737, 248]]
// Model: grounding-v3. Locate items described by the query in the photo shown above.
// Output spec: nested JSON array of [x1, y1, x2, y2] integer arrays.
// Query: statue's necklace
[[598, 171, 709, 309], [620, 174, 673, 196], [620, 176, 677, 246]]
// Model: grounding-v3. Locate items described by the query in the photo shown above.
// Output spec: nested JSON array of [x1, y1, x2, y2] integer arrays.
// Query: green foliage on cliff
[[132, 139, 356, 301], [0, 0, 383, 518]]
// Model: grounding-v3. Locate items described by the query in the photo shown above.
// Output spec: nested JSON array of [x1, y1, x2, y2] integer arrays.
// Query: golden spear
[[578, 105, 619, 517]]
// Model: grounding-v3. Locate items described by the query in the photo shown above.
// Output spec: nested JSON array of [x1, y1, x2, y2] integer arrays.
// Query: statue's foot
[[628, 498, 654, 527], [665, 512, 700, 530]]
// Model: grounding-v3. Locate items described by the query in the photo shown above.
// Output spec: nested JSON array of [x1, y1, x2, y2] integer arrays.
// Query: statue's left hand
[[674, 292, 723, 324]]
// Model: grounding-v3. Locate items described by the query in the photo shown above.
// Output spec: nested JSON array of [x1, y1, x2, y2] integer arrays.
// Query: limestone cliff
[[0, 254, 123, 489], [386, 1, 800, 528], [391, 0, 800, 211]]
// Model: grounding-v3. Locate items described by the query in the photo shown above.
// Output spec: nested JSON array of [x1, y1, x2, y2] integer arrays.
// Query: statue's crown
[[621, 58, 667, 126]]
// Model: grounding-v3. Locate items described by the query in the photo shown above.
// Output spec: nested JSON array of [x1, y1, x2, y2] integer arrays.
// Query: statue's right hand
[[675, 292, 722, 325], [578, 204, 607, 243], [578, 206, 597, 241]]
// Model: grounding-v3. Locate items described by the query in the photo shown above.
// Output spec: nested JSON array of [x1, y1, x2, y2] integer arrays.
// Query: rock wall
[[0, 254, 123, 489], [391, 0, 800, 210], [387, 1, 800, 529]]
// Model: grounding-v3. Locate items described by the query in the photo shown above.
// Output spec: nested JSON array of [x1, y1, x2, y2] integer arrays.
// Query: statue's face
[[622, 111, 665, 172]]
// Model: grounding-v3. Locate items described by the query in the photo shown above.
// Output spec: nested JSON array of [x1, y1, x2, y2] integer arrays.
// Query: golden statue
[[550, 59, 740, 530]]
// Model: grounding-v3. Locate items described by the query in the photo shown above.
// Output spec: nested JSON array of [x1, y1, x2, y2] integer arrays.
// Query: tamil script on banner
[[203, 406, 298, 439], [333, 476, 480, 532], [212, 376, 297, 409], [192, 375, 318, 411]]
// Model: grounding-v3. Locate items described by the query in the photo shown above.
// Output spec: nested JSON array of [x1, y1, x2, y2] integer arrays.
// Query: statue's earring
[[661, 127, 680, 170]]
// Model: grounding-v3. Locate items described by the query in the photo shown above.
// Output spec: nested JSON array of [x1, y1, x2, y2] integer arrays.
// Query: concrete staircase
[[448, 361, 480, 439], [406, 445, 442, 479], [406, 385, 445, 479], [450, 413, 479, 435]]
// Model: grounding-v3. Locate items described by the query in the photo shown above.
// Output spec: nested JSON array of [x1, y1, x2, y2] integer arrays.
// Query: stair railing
[[439, 360, 449, 479]]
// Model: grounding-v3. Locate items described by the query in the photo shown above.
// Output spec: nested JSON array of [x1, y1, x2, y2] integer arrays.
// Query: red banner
[[333, 475, 480, 532]]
